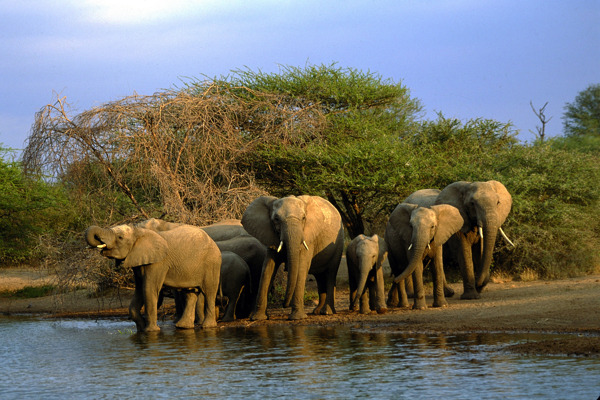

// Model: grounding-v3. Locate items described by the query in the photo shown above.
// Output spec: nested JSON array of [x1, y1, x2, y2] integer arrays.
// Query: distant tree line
[[1, 64, 598, 286]]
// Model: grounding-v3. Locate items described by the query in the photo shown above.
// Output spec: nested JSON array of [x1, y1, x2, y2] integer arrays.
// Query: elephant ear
[[123, 228, 168, 268], [487, 180, 512, 225], [435, 181, 470, 232], [241, 196, 280, 248], [430, 204, 464, 247], [374, 235, 389, 266], [298, 195, 331, 245], [388, 203, 418, 244]]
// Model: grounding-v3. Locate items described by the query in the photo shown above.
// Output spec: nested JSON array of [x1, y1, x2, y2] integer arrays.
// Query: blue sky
[[1, 1, 599, 153]]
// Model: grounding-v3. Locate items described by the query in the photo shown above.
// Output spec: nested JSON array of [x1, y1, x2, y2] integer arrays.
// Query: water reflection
[[0, 316, 597, 399]]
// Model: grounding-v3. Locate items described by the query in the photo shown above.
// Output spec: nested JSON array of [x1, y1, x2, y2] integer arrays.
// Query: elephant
[[218, 251, 252, 322], [138, 218, 266, 319], [85, 224, 221, 332], [241, 195, 344, 320], [137, 218, 247, 242], [345, 234, 388, 314], [434, 180, 513, 299], [385, 197, 464, 309], [213, 235, 267, 317]]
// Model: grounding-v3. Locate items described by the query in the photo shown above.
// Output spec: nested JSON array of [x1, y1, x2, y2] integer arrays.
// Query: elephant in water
[[434, 181, 513, 299], [85, 223, 221, 332], [346, 234, 388, 314], [242, 195, 344, 321]]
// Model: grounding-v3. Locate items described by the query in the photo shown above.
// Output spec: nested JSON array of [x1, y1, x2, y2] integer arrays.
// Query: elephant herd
[[85, 180, 513, 333]]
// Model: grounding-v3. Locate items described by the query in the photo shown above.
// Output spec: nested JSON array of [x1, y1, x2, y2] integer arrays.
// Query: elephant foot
[[317, 304, 335, 315], [143, 324, 161, 333], [460, 290, 481, 300], [476, 284, 488, 293], [432, 300, 448, 308], [359, 308, 371, 315], [201, 319, 218, 329], [412, 301, 427, 310], [175, 320, 195, 329], [288, 309, 308, 320], [250, 311, 268, 321], [220, 314, 235, 322], [376, 307, 388, 314], [444, 285, 455, 298]]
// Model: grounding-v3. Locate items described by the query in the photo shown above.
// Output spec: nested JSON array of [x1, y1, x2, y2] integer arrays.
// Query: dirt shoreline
[[1, 266, 599, 355]]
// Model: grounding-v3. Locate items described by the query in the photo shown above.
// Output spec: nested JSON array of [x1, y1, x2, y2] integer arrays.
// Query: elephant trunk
[[476, 224, 498, 291], [351, 259, 372, 309], [281, 220, 304, 308], [394, 232, 429, 284], [85, 226, 114, 248]]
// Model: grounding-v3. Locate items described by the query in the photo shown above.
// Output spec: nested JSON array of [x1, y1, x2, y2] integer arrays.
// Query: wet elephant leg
[[176, 291, 197, 329], [456, 233, 480, 299], [250, 253, 277, 321], [432, 251, 448, 308]]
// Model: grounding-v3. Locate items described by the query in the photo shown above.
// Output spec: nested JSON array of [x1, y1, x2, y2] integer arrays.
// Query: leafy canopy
[[562, 83, 600, 137]]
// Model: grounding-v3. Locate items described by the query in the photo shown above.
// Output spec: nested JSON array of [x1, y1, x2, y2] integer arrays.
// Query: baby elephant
[[219, 251, 252, 322], [346, 234, 388, 314]]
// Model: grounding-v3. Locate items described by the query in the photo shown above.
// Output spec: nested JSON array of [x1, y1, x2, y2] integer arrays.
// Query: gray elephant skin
[[435, 180, 513, 299], [139, 218, 266, 321], [346, 234, 388, 314], [385, 189, 464, 309], [85, 223, 221, 332], [242, 195, 344, 320], [218, 251, 252, 321]]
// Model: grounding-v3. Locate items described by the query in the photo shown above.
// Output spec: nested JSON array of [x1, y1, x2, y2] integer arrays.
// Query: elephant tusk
[[96, 244, 107, 249], [408, 243, 412, 251], [478, 227, 484, 240], [277, 241, 283, 253], [427, 243, 431, 250], [499, 227, 515, 247], [303, 240, 309, 251]]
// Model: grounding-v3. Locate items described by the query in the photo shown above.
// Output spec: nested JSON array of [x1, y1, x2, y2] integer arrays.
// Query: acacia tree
[[563, 83, 600, 137], [22, 86, 322, 225], [203, 64, 424, 237]]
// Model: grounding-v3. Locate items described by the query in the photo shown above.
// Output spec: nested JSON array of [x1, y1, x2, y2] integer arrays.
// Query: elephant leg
[[195, 292, 205, 324], [348, 265, 359, 311], [290, 267, 309, 320], [411, 264, 427, 310], [222, 284, 243, 322], [374, 266, 388, 314], [432, 251, 448, 308], [313, 266, 337, 315], [250, 253, 277, 321], [201, 285, 218, 329], [175, 291, 197, 329], [129, 268, 146, 332], [456, 234, 480, 299], [443, 275, 455, 298]]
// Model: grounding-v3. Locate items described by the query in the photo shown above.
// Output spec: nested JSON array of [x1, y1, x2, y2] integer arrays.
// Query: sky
[[1, 0, 599, 153]]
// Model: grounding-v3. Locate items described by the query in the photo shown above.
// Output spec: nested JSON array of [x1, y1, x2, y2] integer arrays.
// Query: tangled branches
[[23, 84, 326, 225]]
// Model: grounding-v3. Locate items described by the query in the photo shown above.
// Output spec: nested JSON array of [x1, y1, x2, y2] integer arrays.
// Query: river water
[[0, 316, 597, 399]]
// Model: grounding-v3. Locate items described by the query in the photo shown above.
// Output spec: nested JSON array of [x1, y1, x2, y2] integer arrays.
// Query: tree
[[206, 64, 423, 237], [529, 101, 552, 142], [562, 83, 600, 137]]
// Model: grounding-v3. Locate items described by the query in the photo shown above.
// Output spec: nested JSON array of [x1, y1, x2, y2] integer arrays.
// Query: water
[[0, 316, 598, 399]]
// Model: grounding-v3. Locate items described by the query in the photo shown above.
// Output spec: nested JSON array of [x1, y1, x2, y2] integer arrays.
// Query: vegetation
[[0, 284, 56, 299], [562, 83, 600, 137], [1, 64, 596, 291]]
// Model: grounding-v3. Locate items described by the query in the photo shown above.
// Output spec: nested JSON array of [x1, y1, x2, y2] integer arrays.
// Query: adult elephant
[[385, 198, 464, 309], [434, 180, 513, 299], [85, 224, 221, 332], [346, 234, 388, 314], [241, 195, 344, 320]]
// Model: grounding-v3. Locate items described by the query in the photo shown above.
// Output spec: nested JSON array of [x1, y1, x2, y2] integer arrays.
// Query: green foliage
[[0, 146, 77, 264], [562, 83, 600, 137], [492, 143, 600, 278]]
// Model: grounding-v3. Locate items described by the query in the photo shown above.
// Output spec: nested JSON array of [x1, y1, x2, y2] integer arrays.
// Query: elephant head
[[435, 180, 512, 291], [85, 225, 168, 268], [241, 195, 317, 308], [388, 203, 464, 284]]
